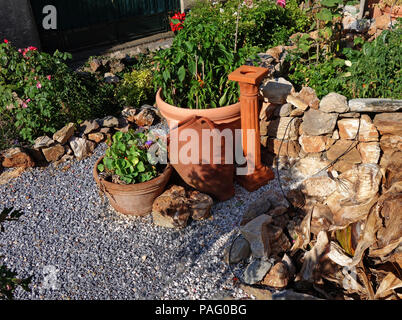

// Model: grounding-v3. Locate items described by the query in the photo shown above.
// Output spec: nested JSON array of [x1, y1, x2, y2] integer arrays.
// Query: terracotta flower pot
[[155, 88, 241, 130], [93, 157, 173, 216]]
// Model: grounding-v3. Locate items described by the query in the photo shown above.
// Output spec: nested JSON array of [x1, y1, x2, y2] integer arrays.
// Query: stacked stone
[[259, 83, 402, 174], [0, 105, 159, 170]]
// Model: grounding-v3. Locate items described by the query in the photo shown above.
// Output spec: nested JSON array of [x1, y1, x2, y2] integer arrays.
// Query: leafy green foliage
[[342, 27, 402, 99], [115, 68, 154, 107], [287, 19, 402, 99], [286, 3, 401, 99], [0, 41, 118, 146], [98, 130, 165, 184], [153, 0, 309, 109], [0, 207, 32, 300]]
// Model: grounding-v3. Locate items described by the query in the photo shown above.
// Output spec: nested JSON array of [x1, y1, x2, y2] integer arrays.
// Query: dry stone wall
[[259, 79, 402, 175]]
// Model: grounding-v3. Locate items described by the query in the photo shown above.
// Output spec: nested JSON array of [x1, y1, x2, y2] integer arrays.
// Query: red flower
[[4, 39, 9, 44], [277, 0, 286, 8], [170, 12, 186, 32]]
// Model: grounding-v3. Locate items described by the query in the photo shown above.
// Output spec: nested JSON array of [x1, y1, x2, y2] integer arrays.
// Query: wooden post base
[[235, 165, 275, 192]]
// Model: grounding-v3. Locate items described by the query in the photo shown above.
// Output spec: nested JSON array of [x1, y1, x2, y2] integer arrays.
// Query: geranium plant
[[98, 130, 167, 184], [170, 12, 186, 33]]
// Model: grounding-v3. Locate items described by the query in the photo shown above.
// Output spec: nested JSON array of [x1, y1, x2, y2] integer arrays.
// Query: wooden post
[[228, 65, 275, 192]]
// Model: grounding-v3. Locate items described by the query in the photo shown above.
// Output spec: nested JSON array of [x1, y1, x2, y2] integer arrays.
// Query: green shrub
[[115, 68, 154, 107], [0, 40, 118, 146], [287, 24, 402, 99], [342, 28, 402, 99], [189, 0, 310, 51], [153, 13, 258, 109]]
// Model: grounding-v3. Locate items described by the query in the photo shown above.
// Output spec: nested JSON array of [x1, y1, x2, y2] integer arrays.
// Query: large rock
[[266, 117, 301, 140], [262, 261, 290, 289], [338, 118, 360, 140], [187, 190, 213, 220], [380, 134, 402, 154], [42, 144, 65, 162], [243, 259, 273, 285], [349, 99, 402, 113], [266, 45, 285, 61], [260, 78, 294, 104], [273, 103, 292, 118], [69, 137, 96, 160], [286, 95, 308, 111], [326, 139, 361, 163], [240, 214, 273, 258], [301, 175, 337, 199], [152, 185, 190, 228], [320, 92, 349, 113], [2, 148, 35, 168], [33, 136, 54, 149], [241, 196, 272, 226], [299, 135, 329, 153], [358, 142, 381, 164], [53, 123, 75, 144], [302, 109, 338, 136], [122, 107, 137, 123], [229, 236, 251, 264], [88, 132, 105, 144], [294, 156, 331, 177], [259, 102, 278, 120], [374, 113, 402, 136], [79, 120, 100, 135], [293, 86, 320, 110], [266, 138, 300, 157], [99, 116, 119, 128], [359, 114, 379, 142], [134, 107, 156, 127]]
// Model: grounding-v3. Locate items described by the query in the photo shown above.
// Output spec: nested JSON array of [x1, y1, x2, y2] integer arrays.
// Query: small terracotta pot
[[155, 88, 241, 130], [93, 157, 173, 216]]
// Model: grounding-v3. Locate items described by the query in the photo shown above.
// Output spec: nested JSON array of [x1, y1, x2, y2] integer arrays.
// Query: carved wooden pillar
[[228, 65, 275, 192]]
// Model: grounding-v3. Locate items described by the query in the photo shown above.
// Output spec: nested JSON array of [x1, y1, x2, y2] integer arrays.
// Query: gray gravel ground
[[0, 143, 301, 300]]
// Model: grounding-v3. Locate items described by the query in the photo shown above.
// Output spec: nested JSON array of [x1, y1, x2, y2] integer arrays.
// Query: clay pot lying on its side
[[93, 157, 173, 216]]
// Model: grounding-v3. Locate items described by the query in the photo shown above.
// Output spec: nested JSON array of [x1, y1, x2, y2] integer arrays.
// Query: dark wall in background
[[0, 0, 41, 49]]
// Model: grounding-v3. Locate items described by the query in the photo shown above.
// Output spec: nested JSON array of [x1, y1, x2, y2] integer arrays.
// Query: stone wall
[[259, 78, 402, 175], [0, 0, 41, 49]]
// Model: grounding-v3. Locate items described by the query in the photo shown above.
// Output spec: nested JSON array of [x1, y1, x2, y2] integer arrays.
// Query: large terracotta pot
[[156, 88, 241, 130], [93, 157, 173, 216]]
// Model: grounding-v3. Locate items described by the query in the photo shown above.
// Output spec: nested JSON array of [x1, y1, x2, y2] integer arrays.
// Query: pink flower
[[22, 103, 28, 109], [18, 48, 22, 53], [47, 75, 51, 80], [26, 99, 31, 103], [4, 39, 9, 44], [277, 0, 286, 8], [36, 81, 42, 89]]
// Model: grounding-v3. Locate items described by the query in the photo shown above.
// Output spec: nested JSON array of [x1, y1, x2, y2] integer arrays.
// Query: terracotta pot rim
[[156, 88, 241, 124], [93, 156, 172, 192]]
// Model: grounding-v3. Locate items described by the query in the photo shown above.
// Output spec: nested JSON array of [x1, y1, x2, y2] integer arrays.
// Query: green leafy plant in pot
[[154, 9, 260, 127], [93, 130, 172, 216]]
